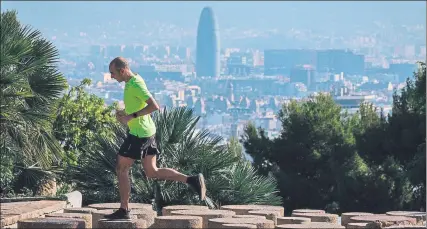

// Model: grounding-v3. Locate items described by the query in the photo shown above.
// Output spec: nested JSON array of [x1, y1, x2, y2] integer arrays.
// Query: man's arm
[[117, 97, 159, 125], [133, 97, 160, 117]]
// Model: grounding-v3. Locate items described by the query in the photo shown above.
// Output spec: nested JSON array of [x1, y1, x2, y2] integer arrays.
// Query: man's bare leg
[[142, 155, 206, 200], [104, 155, 135, 220], [142, 155, 188, 182], [116, 155, 134, 210], [116, 155, 135, 210]]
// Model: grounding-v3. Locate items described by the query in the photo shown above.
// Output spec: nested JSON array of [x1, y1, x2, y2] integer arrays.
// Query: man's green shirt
[[124, 74, 156, 138]]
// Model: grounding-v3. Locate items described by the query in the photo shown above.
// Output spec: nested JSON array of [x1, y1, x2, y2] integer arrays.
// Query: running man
[[104, 57, 206, 219]]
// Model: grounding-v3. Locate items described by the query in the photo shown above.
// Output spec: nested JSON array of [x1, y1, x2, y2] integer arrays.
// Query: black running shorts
[[118, 133, 159, 160]]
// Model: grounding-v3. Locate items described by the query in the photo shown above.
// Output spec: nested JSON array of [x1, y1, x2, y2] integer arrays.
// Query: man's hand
[[117, 114, 133, 125], [115, 110, 132, 125]]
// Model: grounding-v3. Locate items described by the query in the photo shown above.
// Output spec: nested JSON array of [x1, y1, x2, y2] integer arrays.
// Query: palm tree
[[0, 10, 67, 195], [69, 107, 282, 211]]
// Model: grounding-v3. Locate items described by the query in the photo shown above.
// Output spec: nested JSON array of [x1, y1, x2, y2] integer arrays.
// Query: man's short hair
[[110, 57, 129, 70]]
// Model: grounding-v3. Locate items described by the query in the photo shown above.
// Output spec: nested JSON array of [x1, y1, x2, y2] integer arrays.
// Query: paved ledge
[[0, 200, 66, 228], [0, 196, 66, 203]]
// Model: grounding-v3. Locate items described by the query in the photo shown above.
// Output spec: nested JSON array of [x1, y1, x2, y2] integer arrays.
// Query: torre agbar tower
[[196, 6, 220, 78]]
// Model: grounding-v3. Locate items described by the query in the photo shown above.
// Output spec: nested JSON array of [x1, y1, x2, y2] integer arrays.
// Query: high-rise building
[[290, 65, 316, 89], [264, 49, 316, 75], [196, 7, 220, 77]]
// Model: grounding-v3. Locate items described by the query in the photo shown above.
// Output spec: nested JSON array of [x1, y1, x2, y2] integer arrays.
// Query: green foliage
[[271, 94, 359, 212], [389, 62, 426, 209], [68, 107, 282, 210], [66, 123, 125, 204], [242, 123, 274, 176], [0, 10, 67, 196], [227, 136, 244, 159], [243, 64, 426, 213], [0, 149, 15, 195], [53, 78, 119, 166]]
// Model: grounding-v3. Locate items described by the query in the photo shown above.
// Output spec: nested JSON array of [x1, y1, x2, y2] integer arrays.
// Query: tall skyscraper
[[196, 7, 220, 77]]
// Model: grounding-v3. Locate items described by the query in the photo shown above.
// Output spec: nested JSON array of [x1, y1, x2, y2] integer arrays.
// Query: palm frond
[[1, 10, 67, 172], [12, 164, 63, 194]]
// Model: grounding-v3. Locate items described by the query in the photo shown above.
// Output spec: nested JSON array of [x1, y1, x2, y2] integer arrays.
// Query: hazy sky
[[2, 1, 426, 31]]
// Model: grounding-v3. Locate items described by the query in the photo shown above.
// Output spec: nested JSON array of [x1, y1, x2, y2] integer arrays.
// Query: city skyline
[[1, 1, 425, 142]]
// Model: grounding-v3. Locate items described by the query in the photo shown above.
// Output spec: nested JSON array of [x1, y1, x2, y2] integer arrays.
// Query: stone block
[[291, 212, 339, 224], [1, 200, 67, 228], [346, 222, 369, 228], [98, 219, 146, 228], [350, 214, 417, 226], [222, 223, 257, 228], [17, 217, 85, 229], [170, 209, 235, 228], [45, 213, 92, 228], [277, 217, 311, 225], [129, 209, 157, 228], [248, 210, 282, 225], [161, 205, 209, 216], [220, 205, 284, 216], [92, 209, 137, 229], [384, 226, 427, 229], [292, 209, 326, 214], [88, 203, 152, 210], [64, 208, 97, 214], [208, 217, 275, 228], [63, 191, 82, 208], [276, 222, 345, 228], [385, 211, 426, 224], [341, 213, 374, 226], [152, 215, 202, 228], [233, 215, 266, 219]]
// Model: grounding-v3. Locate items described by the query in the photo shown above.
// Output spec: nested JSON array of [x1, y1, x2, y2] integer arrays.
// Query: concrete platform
[[276, 222, 345, 229], [1, 200, 66, 228], [17, 217, 85, 229], [220, 205, 284, 216], [88, 203, 152, 210], [162, 205, 209, 216]]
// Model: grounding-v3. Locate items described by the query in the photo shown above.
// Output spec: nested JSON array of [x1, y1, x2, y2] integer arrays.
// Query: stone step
[[45, 213, 92, 228], [277, 216, 311, 225], [233, 215, 266, 219], [170, 209, 235, 228], [63, 208, 97, 214], [127, 209, 157, 228], [248, 210, 282, 225], [88, 203, 152, 211], [220, 205, 284, 216], [98, 219, 146, 228], [208, 217, 275, 228], [340, 212, 373, 226], [385, 211, 426, 224], [291, 212, 339, 224], [292, 209, 326, 214], [17, 217, 86, 229], [349, 214, 417, 226], [1, 200, 67, 228], [152, 215, 202, 228], [162, 205, 209, 216], [92, 209, 137, 229], [276, 222, 344, 229], [346, 222, 369, 228], [384, 226, 427, 229], [222, 223, 257, 228]]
